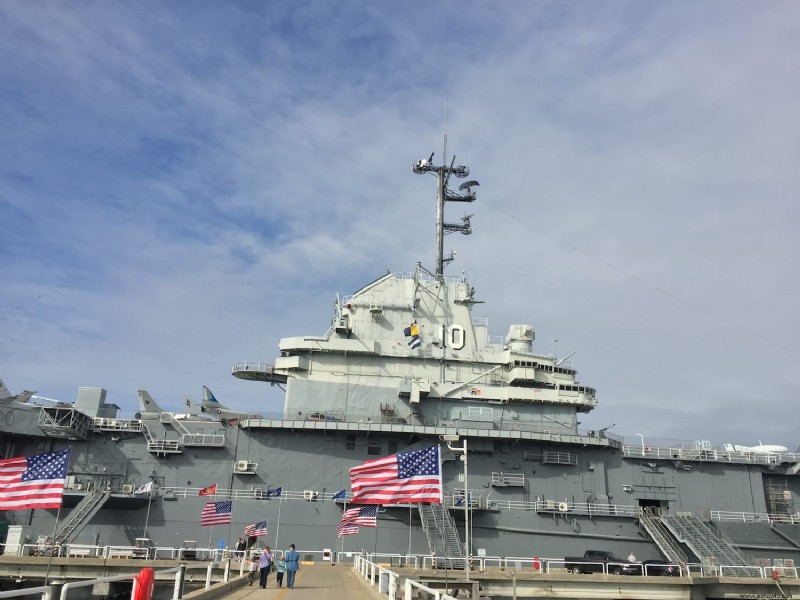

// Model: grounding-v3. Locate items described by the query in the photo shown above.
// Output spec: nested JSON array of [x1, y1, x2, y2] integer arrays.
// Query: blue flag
[[332, 489, 346, 500], [267, 487, 282, 497]]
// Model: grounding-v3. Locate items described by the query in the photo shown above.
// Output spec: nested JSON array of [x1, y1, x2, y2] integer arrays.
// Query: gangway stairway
[[638, 508, 688, 565], [663, 513, 751, 576], [419, 503, 465, 568], [54, 488, 111, 545]]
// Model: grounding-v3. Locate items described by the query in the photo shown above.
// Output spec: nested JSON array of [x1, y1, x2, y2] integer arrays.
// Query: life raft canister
[[133, 567, 155, 600]]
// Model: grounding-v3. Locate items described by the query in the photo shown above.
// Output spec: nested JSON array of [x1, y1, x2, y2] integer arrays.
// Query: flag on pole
[[267, 487, 282, 497], [199, 483, 217, 496], [332, 489, 346, 500], [403, 323, 421, 349], [243, 520, 268, 537], [0, 448, 71, 511], [340, 505, 378, 527], [133, 481, 153, 495], [201, 501, 232, 526], [337, 522, 359, 537], [349, 445, 442, 504]]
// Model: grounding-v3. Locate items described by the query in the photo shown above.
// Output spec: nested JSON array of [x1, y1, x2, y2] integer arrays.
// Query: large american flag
[[201, 501, 232, 526], [0, 448, 71, 511], [340, 505, 377, 527], [349, 445, 441, 504], [244, 520, 268, 537]]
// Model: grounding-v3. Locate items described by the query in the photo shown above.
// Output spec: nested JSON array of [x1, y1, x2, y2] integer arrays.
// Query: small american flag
[[349, 445, 441, 505], [340, 505, 377, 527], [0, 449, 71, 511], [201, 501, 232, 526], [244, 520, 268, 537], [337, 522, 358, 537]]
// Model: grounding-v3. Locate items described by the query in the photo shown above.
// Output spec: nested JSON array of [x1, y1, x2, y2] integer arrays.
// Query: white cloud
[[1, 1, 798, 447]]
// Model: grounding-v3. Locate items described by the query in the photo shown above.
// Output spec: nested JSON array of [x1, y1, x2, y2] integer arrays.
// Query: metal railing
[[354, 555, 459, 600], [711, 510, 800, 525], [622, 444, 799, 466], [0, 566, 191, 600]]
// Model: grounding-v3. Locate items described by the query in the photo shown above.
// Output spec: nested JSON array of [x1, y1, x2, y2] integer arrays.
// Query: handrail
[[354, 554, 460, 600], [0, 566, 190, 600], [622, 444, 799, 466]]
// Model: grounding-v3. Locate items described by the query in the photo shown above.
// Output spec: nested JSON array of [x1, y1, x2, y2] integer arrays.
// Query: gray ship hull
[[2, 405, 799, 566]]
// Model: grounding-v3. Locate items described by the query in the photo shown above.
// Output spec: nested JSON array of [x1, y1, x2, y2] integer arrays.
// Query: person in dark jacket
[[284, 544, 300, 589]]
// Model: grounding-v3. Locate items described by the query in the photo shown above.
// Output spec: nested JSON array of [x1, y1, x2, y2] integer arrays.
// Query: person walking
[[236, 537, 247, 559], [275, 555, 286, 588], [259, 546, 274, 588], [247, 557, 258, 586], [284, 544, 300, 589]]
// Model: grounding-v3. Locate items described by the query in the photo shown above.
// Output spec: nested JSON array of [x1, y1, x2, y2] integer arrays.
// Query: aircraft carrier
[[1, 150, 799, 571]]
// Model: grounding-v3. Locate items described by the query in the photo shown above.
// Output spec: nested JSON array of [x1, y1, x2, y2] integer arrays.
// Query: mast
[[413, 148, 480, 277]]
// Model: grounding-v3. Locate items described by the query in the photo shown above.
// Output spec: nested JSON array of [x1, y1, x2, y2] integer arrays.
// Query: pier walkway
[[222, 566, 375, 600]]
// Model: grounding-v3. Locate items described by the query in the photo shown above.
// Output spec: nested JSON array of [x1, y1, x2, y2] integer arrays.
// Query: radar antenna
[[412, 147, 478, 277]]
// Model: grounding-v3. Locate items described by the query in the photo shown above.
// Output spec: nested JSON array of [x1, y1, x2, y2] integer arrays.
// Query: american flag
[[340, 505, 377, 527], [336, 522, 358, 537], [201, 501, 232, 526], [349, 445, 441, 505], [0, 448, 71, 511], [244, 520, 268, 537]]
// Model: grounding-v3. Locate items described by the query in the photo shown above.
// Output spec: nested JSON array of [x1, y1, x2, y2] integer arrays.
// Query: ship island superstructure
[[1, 150, 799, 573]]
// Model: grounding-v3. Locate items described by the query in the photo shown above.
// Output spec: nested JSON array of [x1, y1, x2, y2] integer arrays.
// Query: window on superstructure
[[388, 441, 398, 455], [346, 435, 356, 450], [368, 444, 381, 456]]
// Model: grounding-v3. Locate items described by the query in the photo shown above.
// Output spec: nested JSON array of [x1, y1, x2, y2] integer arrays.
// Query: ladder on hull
[[419, 503, 465, 569], [54, 488, 111, 544], [638, 507, 688, 565]]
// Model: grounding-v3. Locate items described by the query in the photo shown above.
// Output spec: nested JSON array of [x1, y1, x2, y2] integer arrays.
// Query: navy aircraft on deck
[[200, 386, 261, 422], [137, 389, 206, 420], [0, 378, 36, 405]]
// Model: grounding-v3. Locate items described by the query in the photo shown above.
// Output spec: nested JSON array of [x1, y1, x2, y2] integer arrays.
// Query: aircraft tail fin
[[202, 385, 219, 405], [137, 389, 167, 417], [183, 394, 202, 416], [0, 379, 11, 400], [201, 385, 224, 411], [0, 379, 36, 403]]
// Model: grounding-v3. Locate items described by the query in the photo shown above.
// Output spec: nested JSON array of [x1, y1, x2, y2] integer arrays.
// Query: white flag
[[134, 481, 153, 495]]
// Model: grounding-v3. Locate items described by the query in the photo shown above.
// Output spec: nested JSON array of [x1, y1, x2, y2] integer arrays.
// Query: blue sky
[[2, 2, 799, 447]]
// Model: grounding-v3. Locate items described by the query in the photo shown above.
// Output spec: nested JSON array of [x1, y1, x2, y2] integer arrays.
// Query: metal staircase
[[419, 503, 465, 568], [663, 513, 750, 575], [638, 508, 688, 565], [54, 488, 111, 544], [142, 423, 182, 454], [163, 415, 226, 447]]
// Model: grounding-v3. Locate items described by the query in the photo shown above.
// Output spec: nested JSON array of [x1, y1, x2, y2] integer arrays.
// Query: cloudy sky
[[2, 2, 798, 449]]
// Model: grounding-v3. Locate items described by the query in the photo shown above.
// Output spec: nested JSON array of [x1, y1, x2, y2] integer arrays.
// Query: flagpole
[[44, 503, 63, 585], [372, 508, 379, 559], [341, 498, 347, 557], [408, 504, 413, 560], [143, 486, 154, 539], [274, 492, 283, 549]]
